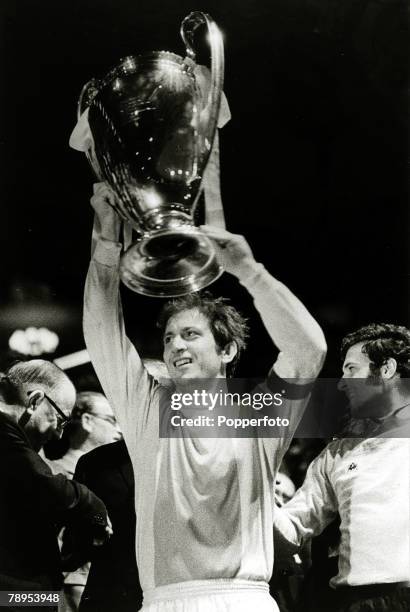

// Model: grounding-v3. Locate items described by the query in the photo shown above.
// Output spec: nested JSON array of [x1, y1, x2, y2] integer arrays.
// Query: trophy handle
[[181, 11, 224, 144], [77, 79, 100, 119], [76, 79, 105, 181]]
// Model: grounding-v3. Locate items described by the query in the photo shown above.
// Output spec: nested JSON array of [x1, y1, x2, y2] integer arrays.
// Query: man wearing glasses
[[47, 391, 122, 479], [0, 359, 112, 602], [23, 382, 72, 453]]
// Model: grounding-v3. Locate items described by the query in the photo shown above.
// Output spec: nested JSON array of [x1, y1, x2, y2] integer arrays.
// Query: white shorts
[[140, 579, 279, 612]]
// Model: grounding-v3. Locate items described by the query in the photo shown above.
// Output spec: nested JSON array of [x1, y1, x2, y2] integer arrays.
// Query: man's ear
[[221, 341, 238, 365], [80, 412, 93, 433], [27, 389, 45, 411], [380, 357, 398, 380]]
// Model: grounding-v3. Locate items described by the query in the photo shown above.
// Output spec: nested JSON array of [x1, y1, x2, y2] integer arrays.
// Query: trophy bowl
[[78, 12, 225, 297]]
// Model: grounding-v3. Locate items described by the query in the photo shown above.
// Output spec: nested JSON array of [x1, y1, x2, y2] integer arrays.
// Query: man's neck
[[354, 386, 409, 420], [375, 389, 410, 422], [64, 446, 86, 461], [70, 435, 98, 454]]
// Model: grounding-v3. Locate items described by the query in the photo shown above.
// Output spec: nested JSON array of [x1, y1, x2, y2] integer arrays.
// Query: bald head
[[5, 360, 76, 416]]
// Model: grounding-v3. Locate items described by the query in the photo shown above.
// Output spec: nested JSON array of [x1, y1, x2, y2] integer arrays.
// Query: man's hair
[[0, 359, 69, 405], [157, 291, 249, 376], [71, 391, 106, 420], [341, 323, 410, 377]]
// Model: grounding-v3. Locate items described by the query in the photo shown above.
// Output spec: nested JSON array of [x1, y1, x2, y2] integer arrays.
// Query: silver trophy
[[78, 12, 224, 297]]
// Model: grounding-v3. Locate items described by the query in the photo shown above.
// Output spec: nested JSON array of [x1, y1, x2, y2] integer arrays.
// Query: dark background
[[0, 0, 408, 380]]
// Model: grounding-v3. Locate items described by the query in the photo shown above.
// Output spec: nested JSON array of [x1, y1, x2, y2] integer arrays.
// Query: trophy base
[[119, 228, 223, 297]]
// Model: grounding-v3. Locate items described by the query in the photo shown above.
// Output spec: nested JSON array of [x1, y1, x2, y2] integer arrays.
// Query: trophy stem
[[119, 227, 223, 298]]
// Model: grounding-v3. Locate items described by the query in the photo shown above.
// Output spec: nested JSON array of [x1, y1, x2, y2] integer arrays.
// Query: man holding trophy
[[72, 11, 327, 611]]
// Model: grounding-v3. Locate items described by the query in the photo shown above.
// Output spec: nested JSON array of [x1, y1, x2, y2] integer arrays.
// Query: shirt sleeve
[[83, 235, 159, 455], [238, 262, 320, 462], [254, 370, 313, 465], [238, 262, 326, 380], [274, 447, 338, 546]]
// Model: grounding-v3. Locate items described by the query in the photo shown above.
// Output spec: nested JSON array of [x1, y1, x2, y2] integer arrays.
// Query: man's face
[[338, 342, 384, 417], [163, 308, 227, 383], [84, 396, 122, 446], [26, 381, 76, 443]]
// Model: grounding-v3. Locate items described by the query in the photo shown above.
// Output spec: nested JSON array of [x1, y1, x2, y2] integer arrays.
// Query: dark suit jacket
[[67, 440, 142, 612], [63, 440, 142, 612], [0, 411, 107, 591]]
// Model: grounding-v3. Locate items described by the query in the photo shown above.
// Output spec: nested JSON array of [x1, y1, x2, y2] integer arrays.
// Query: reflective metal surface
[[79, 12, 225, 297]]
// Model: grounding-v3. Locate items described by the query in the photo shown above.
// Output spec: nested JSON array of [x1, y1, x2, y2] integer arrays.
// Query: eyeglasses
[[86, 412, 117, 426], [44, 394, 70, 426]]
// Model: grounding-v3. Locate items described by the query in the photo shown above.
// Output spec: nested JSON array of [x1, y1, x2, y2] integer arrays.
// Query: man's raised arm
[[201, 225, 327, 380], [83, 183, 156, 440]]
